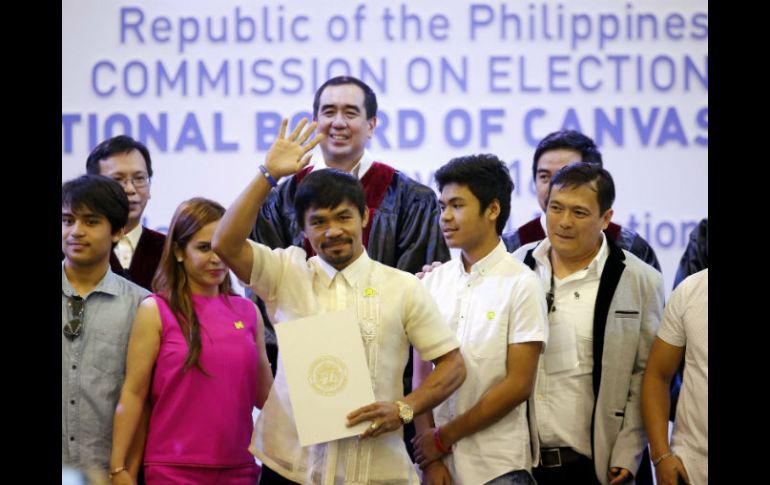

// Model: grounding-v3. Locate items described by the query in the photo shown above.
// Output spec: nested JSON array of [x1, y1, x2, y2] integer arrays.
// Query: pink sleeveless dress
[[143, 294, 259, 469]]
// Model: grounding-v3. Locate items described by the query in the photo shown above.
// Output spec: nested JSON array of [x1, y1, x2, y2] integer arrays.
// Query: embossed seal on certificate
[[308, 355, 348, 396]]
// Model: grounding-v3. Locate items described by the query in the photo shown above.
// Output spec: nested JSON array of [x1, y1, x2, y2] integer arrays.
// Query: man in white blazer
[[514, 162, 664, 485]]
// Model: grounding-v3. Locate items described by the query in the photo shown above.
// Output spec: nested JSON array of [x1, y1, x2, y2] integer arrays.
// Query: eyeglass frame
[[63, 295, 85, 339], [110, 173, 150, 188]]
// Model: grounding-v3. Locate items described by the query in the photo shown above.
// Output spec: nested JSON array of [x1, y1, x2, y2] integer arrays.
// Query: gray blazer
[[521, 238, 664, 484]]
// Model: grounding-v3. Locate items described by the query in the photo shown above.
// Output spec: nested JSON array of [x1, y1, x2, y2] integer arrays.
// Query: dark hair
[[86, 135, 153, 178], [294, 169, 367, 229], [532, 130, 602, 181], [548, 162, 615, 214], [62, 174, 129, 234], [312, 76, 378, 120], [152, 197, 234, 373], [435, 154, 513, 235]]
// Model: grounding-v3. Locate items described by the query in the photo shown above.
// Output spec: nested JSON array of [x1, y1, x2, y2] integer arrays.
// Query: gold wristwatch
[[395, 400, 413, 424]]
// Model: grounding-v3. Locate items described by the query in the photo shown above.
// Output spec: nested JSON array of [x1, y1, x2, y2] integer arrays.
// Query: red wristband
[[433, 427, 452, 454]]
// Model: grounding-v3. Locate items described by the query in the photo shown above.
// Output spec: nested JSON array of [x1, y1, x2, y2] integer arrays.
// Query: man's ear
[[600, 208, 614, 230], [487, 199, 501, 223], [366, 116, 377, 138]]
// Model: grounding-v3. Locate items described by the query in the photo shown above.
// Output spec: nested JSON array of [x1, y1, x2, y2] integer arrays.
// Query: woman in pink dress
[[109, 197, 273, 484]]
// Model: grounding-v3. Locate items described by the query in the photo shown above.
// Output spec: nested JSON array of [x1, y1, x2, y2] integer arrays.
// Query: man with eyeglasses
[[86, 135, 165, 291], [62, 174, 150, 477], [513, 162, 664, 485]]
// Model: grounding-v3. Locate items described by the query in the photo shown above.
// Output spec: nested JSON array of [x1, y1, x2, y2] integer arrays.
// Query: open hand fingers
[[287, 117, 308, 140]]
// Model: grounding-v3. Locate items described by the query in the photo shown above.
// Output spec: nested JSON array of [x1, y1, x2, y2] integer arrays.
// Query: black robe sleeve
[[620, 227, 662, 272], [251, 176, 303, 250], [673, 217, 708, 289], [366, 172, 450, 274]]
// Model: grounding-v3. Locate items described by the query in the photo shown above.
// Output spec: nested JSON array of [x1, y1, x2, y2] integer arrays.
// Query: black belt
[[539, 447, 585, 468]]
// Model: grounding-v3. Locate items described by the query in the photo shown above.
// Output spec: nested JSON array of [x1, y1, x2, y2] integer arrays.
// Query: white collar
[[461, 239, 508, 276], [313, 249, 372, 288], [311, 148, 375, 180], [123, 223, 143, 249], [532, 232, 609, 278]]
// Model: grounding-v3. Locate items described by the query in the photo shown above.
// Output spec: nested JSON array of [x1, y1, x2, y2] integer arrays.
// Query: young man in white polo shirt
[[412, 154, 549, 485], [212, 118, 466, 485]]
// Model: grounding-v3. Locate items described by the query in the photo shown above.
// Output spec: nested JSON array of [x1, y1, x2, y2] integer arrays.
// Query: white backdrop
[[62, 0, 708, 292]]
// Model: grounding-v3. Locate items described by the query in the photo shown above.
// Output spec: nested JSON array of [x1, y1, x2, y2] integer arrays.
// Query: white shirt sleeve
[[508, 271, 549, 349], [403, 275, 459, 362], [246, 239, 305, 303]]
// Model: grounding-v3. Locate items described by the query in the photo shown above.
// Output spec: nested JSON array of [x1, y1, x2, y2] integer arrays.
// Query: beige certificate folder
[[275, 308, 375, 447]]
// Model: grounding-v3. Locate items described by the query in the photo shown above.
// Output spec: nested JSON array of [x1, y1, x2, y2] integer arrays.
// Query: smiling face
[[314, 83, 376, 169], [439, 183, 499, 253], [175, 220, 228, 296], [62, 206, 121, 270], [545, 182, 613, 264], [302, 200, 369, 270]]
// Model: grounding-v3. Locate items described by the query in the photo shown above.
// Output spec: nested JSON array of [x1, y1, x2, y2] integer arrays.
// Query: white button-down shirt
[[114, 223, 142, 269], [246, 241, 459, 485], [422, 240, 548, 483], [516, 234, 608, 459]]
